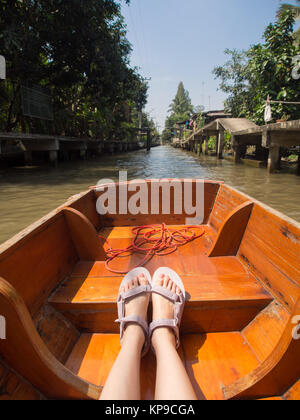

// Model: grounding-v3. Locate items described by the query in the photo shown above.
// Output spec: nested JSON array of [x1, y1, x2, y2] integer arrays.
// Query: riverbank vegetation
[[0, 0, 154, 142], [162, 82, 194, 143], [213, 10, 300, 125]]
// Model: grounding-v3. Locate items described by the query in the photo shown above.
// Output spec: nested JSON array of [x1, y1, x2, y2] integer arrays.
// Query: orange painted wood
[[66, 333, 158, 400], [0, 277, 101, 400], [224, 298, 300, 400], [0, 359, 42, 400], [242, 301, 290, 363], [33, 304, 80, 364], [209, 202, 254, 257], [49, 261, 271, 334], [238, 204, 300, 311], [9, 381, 43, 400], [208, 184, 248, 233], [66, 332, 260, 401], [283, 379, 300, 400], [182, 333, 259, 400], [68, 189, 101, 230], [0, 213, 78, 314], [63, 207, 106, 261]]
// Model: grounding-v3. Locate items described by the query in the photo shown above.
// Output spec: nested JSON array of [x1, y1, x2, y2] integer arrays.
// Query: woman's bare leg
[[152, 274, 197, 400], [100, 274, 150, 400]]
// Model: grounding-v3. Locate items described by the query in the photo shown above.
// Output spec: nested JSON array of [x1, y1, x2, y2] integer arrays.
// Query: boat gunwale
[[0, 178, 299, 258]]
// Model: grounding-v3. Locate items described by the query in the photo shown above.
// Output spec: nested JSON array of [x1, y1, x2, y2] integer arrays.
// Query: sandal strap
[[116, 283, 151, 357], [149, 319, 180, 348], [150, 286, 185, 349], [116, 315, 150, 356], [117, 284, 151, 320], [151, 285, 180, 302]]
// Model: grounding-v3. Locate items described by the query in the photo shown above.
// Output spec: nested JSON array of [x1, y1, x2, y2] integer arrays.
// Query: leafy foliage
[[162, 82, 194, 143], [0, 0, 149, 139], [214, 10, 300, 124], [277, 0, 300, 43]]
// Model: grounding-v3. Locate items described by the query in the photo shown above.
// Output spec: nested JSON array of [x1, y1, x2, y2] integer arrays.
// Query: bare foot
[[120, 273, 150, 347], [151, 273, 181, 349]]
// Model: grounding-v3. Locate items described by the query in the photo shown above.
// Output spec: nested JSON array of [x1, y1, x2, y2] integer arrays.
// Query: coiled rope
[[99, 223, 205, 274]]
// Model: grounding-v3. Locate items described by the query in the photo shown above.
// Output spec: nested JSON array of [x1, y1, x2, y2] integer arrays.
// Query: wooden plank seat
[[0, 277, 101, 400], [65, 331, 260, 400], [49, 249, 272, 334]]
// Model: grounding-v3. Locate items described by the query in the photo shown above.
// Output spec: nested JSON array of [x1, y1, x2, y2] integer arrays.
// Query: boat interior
[[0, 180, 299, 400]]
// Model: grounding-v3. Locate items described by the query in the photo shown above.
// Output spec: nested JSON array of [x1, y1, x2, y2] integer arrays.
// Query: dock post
[[197, 141, 202, 156], [24, 151, 33, 166], [49, 150, 58, 167], [233, 145, 242, 163], [79, 149, 87, 160], [217, 129, 225, 159], [268, 146, 280, 173], [204, 137, 209, 155], [147, 129, 151, 151], [297, 152, 300, 176]]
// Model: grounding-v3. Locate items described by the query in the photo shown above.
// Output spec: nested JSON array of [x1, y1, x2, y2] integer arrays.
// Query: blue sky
[[121, 0, 299, 131]]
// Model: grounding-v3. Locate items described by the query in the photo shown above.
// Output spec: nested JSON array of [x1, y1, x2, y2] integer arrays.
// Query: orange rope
[[99, 223, 205, 274]]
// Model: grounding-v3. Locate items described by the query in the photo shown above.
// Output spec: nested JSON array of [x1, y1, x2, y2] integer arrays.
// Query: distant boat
[[0, 179, 299, 400]]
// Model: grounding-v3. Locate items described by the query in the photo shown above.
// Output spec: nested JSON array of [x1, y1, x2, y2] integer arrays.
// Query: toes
[[171, 282, 177, 294], [124, 282, 130, 292], [156, 273, 164, 287], [163, 275, 170, 288], [176, 286, 181, 295], [138, 273, 148, 286], [132, 277, 139, 288], [167, 279, 173, 291]]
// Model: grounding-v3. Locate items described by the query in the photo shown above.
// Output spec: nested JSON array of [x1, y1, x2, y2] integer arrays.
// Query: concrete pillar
[[49, 150, 58, 167], [197, 142, 201, 156], [268, 146, 280, 173], [147, 130, 151, 151], [233, 145, 242, 163], [61, 150, 69, 161], [199, 139, 203, 155], [24, 151, 33, 165], [79, 149, 87, 160], [204, 138, 209, 155], [217, 129, 225, 159]]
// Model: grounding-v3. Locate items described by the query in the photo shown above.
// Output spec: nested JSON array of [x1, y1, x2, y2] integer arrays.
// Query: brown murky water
[[0, 145, 299, 245]]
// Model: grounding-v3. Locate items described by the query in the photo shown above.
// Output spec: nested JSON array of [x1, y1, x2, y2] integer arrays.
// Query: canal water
[[0, 145, 299, 245]]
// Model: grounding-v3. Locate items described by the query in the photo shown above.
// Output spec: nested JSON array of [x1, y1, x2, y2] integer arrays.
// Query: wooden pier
[[0, 132, 158, 167], [173, 118, 300, 174]]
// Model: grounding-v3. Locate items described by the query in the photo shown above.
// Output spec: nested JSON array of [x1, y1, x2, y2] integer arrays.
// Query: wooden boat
[[0, 179, 299, 400]]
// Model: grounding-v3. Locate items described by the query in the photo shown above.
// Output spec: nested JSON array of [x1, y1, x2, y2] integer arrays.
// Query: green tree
[[0, 0, 148, 140], [277, 0, 300, 42], [247, 10, 300, 123], [214, 10, 300, 124], [168, 82, 194, 119], [213, 49, 255, 118], [162, 82, 194, 143]]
